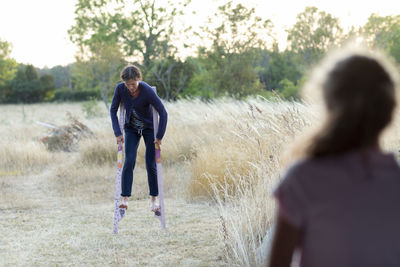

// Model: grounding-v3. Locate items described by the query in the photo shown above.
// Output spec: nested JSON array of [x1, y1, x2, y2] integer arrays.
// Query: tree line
[[1, 0, 400, 106]]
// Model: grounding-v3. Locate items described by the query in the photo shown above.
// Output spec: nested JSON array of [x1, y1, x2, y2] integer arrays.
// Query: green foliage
[[70, 44, 124, 109], [70, 60, 98, 92], [183, 59, 215, 99], [205, 2, 273, 53], [2, 64, 56, 103], [197, 2, 272, 99], [210, 51, 264, 98], [40, 65, 72, 89], [287, 6, 343, 68], [0, 39, 17, 87], [145, 56, 197, 101], [64, 2, 361, 101], [69, 0, 189, 104], [362, 14, 400, 63], [82, 98, 102, 118], [44, 89, 56, 102], [257, 79, 302, 101], [89, 42, 125, 109], [12, 3, 400, 103], [40, 74, 56, 101], [69, 0, 190, 67], [278, 79, 298, 99], [53, 88, 100, 102], [40, 74, 55, 92], [254, 44, 303, 91]]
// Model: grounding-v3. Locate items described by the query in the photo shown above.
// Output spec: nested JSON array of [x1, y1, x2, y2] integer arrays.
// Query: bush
[[81, 99, 103, 118], [53, 88, 100, 102], [40, 113, 94, 152], [279, 78, 299, 100]]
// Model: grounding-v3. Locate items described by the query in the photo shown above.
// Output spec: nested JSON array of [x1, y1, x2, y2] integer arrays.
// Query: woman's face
[[124, 79, 140, 91]]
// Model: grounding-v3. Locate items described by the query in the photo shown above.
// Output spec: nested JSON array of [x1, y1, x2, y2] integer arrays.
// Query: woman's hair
[[120, 65, 142, 81], [304, 49, 397, 158]]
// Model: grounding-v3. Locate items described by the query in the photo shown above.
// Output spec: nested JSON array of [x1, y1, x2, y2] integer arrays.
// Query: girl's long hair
[[303, 49, 397, 158]]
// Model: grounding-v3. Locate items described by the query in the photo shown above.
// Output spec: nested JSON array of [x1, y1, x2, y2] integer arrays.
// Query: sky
[[1, 0, 400, 68]]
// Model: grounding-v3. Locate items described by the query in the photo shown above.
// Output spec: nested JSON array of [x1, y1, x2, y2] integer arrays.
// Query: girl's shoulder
[[281, 156, 337, 187], [139, 81, 158, 98], [283, 150, 400, 185], [139, 81, 155, 92], [284, 153, 353, 178], [283, 159, 313, 178], [116, 82, 126, 91]]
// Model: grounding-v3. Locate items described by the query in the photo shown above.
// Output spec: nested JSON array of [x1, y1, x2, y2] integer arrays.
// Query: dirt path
[[0, 166, 225, 266]]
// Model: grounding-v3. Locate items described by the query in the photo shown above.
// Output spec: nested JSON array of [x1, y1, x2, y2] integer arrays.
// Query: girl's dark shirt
[[126, 109, 145, 131], [110, 81, 168, 139]]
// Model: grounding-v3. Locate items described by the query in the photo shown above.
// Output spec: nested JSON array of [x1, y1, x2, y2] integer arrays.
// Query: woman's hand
[[116, 135, 124, 144], [154, 138, 162, 147]]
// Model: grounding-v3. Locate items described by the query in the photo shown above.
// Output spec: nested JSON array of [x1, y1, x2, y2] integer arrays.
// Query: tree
[[0, 39, 17, 87], [198, 1, 274, 98], [40, 74, 56, 100], [9, 64, 55, 103], [69, 0, 190, 68], [70, 42, 125, 109], [90, 42, 125, 110], [183, 56, 215, 99], [203, 2, 273, 54], [40, 65, 72, 90], [278, 78, 299, 100], [361, 14, 400, 63], [286, 6, 343, 69], [146, 57, 196, 101], [254, 43, 303, 92]]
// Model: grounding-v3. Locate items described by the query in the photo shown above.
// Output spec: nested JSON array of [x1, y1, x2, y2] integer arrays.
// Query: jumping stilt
[[113, 104, 125, 234], [151, 87, 166, 229]]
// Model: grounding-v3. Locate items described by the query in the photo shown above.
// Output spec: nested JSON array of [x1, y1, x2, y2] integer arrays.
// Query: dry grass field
[[1, 98, 399, 266]]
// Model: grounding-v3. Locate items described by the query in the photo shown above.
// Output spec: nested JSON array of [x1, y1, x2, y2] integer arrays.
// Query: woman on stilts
[[110, 65, 168, 213]]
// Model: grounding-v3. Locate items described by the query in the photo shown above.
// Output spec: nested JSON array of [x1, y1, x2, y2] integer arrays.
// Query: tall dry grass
[[0, 140, 51, 173], [0, 101, 208, 204], [188, 99, 314, 199], [0, 99, 332, 266], [185, 98, 318, 266], [2, 97, 399, 266]]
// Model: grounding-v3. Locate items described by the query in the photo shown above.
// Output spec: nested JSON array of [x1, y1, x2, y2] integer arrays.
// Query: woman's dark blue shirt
[[110, 81, 168, 140]]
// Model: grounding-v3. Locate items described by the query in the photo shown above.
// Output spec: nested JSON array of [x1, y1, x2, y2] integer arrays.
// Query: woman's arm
[[110, 84, 123, 137], [147, 87, 168, 140], [268, 214, 303, 267]]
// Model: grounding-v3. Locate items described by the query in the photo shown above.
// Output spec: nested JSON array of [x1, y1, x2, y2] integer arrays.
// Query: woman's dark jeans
[[121, 128, 158, 197]]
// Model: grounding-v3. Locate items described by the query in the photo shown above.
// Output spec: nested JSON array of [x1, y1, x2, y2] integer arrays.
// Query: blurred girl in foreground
[[268, 47, 400, 267]]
